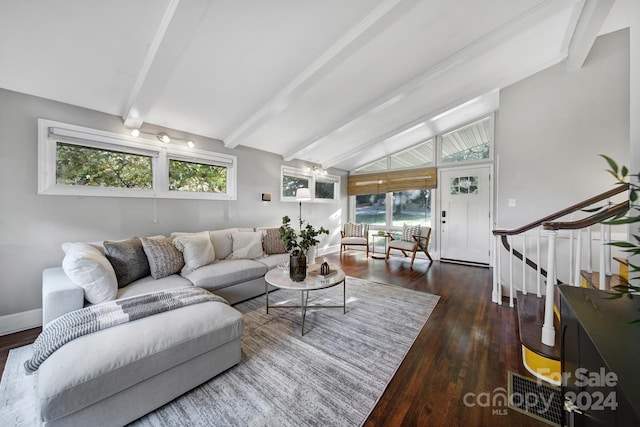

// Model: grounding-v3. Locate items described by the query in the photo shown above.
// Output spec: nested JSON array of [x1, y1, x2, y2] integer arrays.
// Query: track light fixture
[[157, 132, 171, 143], [128, 127, 195, 148]]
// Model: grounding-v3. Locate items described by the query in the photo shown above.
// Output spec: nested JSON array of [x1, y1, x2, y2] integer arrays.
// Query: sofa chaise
[[37, 226, 289, 426]]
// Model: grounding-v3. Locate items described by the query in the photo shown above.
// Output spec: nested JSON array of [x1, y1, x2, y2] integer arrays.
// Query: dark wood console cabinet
[[559, 285, 640, 426]]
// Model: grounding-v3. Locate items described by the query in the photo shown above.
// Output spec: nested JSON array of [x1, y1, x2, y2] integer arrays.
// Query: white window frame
[[38, 119, 237, 200], [280, 166, 340, 203], [436, 114, 494, 166]]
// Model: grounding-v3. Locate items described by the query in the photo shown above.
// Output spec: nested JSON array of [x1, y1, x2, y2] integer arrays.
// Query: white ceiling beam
[[565, 0, 616, 71], [122, 0, 211, 129], [223, 0, 417, 149], [285, 0, 577, 165]]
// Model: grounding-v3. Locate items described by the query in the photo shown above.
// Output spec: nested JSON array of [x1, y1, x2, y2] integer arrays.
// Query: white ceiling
[[0, 0, 626, 171]]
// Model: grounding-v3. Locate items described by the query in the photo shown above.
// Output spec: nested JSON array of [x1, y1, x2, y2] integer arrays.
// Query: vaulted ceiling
[[0, 0, 628, 171]]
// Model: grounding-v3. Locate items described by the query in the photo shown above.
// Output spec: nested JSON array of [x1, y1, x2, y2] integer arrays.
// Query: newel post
[[542, 230, 557, 347]]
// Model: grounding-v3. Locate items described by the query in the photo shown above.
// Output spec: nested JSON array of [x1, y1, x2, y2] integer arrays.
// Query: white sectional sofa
[[37, 226, 289, 426]]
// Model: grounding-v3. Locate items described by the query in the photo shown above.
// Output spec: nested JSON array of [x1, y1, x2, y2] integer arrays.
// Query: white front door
[[439, 166, 492, 265]]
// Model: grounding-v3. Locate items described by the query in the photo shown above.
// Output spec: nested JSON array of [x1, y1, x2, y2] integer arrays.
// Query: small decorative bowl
[[277, 261, 289, 271], [377, 230, 386, 236]]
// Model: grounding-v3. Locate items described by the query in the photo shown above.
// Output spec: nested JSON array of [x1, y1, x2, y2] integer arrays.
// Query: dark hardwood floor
[[0, 251, 546, 426]]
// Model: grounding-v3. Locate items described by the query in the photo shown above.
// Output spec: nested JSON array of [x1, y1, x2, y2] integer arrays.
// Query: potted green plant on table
[[279, 215, 329, 281]]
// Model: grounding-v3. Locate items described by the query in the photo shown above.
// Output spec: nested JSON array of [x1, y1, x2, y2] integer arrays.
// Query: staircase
[[492, 184, 630, 385]]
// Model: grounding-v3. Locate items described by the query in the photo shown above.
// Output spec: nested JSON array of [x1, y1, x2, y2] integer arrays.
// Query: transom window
[[354, 114, 493, 173], [440, 116, 491, 163], [38, 119, 237, 200], [281, 166, 340, 203], [56, 143, 153, 190]]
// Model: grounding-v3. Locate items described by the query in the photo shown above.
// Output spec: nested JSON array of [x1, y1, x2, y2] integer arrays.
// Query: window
[[282, 171, 310, 199], [38, 119, 237, 200], [391, 190, 431, 227], [390, 140, 433, 169], [281, 166, 340, 202], [353, 114, 493, 172], [349, 168, 435, 229], [168, 158, 227, 193], [56, 143, 153, 189], [355, 193, 386, 226], [315, 179, 336, 200], [440, 116, 492, 164], [353, 158, 387, 174]]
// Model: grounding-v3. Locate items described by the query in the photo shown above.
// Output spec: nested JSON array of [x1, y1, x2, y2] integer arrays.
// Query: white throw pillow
[[229, 231, 264, 259], [173, 231, 216, 273], [61, 243, 118, 304]]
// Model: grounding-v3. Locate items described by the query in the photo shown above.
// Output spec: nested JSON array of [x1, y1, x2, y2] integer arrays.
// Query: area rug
[[0, 276, 439, 426]]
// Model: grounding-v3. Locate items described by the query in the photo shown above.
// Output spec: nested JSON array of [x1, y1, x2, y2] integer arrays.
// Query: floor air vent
[[508, 371, 562, 426]]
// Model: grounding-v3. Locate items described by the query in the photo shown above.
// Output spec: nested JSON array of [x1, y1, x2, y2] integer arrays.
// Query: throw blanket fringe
[[24, 287, 227, 374]]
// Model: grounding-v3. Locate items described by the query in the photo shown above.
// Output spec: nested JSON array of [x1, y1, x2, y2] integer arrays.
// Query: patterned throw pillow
[[401, 224, 421, 242], [103, 237, 151, 288], [262, 228, 287, 254], [344, 223, 366, 237], [140, 237, 185, 279]]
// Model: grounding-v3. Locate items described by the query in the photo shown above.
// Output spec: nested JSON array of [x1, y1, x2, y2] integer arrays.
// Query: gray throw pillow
[[103, 237, 150, 288], [141, 237, 185, 279]]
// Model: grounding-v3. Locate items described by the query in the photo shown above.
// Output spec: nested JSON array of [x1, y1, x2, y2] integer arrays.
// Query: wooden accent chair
[[385, 226, 432, 268], [340, 223, 370, 257]]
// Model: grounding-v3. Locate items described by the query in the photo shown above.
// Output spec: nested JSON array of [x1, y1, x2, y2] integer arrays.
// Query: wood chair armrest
[[386, 232, 396, 241]]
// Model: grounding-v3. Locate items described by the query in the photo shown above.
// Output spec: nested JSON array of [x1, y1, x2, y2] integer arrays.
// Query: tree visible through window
[[355, 193, 386, 226], [56, 143, 153, 189], [315, 180, 335, 199], [169, 159, 227, 193], [282, 175, 309, 198], [392, 190, 431, 226]]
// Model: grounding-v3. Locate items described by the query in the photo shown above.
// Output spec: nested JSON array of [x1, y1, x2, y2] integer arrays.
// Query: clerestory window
[[38, 119, 237, 200]]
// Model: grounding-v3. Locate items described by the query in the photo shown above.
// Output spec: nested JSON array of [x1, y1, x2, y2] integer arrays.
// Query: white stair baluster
[[509, 236, 514, 307], [542, 230, 558, 346], [492, 235, 500, 304], [568, 213, 574, 286], [574, 229, 583, 287], [587, 226, 593, 274]]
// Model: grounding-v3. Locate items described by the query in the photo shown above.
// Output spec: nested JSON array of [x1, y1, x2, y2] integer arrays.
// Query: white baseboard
[[0, 309, 42, 336]]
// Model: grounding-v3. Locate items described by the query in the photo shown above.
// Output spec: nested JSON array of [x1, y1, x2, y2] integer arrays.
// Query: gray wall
[[0, 89, 347, 326], [494, 28, 630, 292], [495, 28, 630, 230]]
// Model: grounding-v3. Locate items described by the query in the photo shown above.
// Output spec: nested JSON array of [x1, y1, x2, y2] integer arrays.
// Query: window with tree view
[[355, 193, 386, 226], [315, 179, 336, 200], [392, 190, 431, 226], [56, 143, 153, 189], [169, 159, 227, 193], [282, 174, 310, 198], [40, 119, 237, 199], [440, 117, 491, 163]]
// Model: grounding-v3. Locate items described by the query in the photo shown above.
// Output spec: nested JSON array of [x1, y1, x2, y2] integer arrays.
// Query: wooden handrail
[[493, 183, 629, 236], [543, 200, 629, 230]]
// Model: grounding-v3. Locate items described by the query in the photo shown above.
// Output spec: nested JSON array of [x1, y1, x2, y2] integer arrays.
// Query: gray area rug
[[0, 276, 439, 426]]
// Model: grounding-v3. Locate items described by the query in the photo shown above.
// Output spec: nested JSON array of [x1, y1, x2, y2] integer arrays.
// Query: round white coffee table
[[264, 264, 346, 335]]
